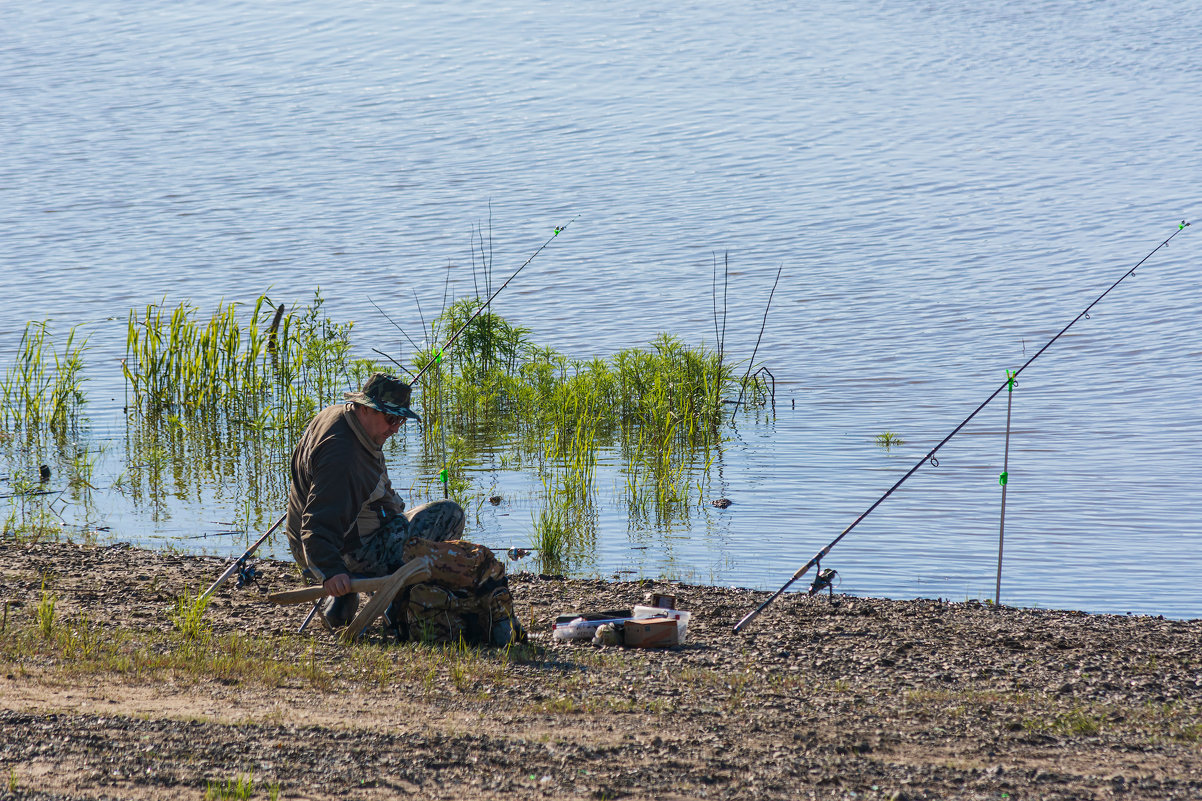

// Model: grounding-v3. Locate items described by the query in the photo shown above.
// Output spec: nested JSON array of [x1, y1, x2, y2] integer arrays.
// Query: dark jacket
[[285, 404, 405, 580]]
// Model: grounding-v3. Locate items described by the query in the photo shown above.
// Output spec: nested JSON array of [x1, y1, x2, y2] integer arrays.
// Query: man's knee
[[433, 499, 465, 540], [407, 499, 464, 541]]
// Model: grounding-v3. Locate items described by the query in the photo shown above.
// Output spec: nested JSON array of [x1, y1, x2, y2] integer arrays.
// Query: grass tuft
[[204, 772, 254, 801], [171, 588, 212, 643], [875, 431, 904, 446], [36, 580, 56, 639]]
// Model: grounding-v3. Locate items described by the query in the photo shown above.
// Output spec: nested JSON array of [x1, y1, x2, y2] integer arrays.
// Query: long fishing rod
[[411, 216, 578, 385], [734, 220, 1191, 633]]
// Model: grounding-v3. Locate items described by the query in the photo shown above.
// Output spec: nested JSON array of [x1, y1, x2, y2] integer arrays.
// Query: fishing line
[[734, 220, 1191, 633], [731, 265, 783, 414], [438, 344, 448, 499], [367, 296, 423, 358]]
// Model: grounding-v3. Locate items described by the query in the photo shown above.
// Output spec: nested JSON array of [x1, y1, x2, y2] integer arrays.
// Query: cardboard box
[[623, 617, 679, 648], [649, 593, 676, 610], [632, 606, 691, 643]]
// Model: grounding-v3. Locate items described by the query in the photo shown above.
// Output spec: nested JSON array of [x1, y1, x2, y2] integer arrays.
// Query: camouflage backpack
[[394, 539, 524, 645]]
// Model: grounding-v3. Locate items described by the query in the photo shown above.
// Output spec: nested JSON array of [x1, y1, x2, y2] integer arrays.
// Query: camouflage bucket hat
[[344, 373, 421, 422]]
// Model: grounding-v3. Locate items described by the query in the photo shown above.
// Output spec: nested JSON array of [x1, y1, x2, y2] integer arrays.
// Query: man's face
[[357, 404, 406, 446]]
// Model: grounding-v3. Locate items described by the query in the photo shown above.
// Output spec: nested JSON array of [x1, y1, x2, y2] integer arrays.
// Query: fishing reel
[[807, 565, 839, 599], [235, 560, 260, 589]]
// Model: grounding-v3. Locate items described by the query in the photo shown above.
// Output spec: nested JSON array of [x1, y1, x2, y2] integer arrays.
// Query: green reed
[[0, 322, 88, 432], [404, 301, 746, 548], [115, 291, 357, 527], [122, 291, 352, 429], [0, 322, 92, 545], [532, 476, 597, 574], [435, 297, 530, 381], [532, 501, 570, 573]]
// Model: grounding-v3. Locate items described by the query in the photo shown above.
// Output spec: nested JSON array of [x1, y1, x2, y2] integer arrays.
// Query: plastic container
[[552, 616, 626, 641], [632, 605, 691, 643]]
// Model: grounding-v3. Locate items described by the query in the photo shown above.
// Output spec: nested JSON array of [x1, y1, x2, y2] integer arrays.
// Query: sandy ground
[[2, 540, 1201, 800]]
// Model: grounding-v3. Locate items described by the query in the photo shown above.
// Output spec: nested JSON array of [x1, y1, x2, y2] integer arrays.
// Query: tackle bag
[[394, 538, 524, 645]]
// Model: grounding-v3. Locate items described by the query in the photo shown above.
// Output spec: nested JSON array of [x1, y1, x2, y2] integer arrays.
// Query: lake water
[[2, 0, 1200, 618]]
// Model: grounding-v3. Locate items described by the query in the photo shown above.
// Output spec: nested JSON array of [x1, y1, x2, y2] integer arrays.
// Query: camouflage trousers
[[344, 499, 465, 577]]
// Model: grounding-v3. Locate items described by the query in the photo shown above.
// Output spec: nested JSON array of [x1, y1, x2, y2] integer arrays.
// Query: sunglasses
[[381, 410, 407, 426]]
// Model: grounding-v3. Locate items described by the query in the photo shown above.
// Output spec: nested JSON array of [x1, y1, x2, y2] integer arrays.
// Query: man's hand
[[323, 573, 353, 597]]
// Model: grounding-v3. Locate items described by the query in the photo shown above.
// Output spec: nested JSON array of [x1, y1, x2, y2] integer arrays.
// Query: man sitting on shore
[[285, 373, 464, 629]]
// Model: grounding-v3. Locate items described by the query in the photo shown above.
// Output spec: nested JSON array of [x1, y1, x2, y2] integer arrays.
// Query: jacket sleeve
[[298, 432, 378, 581]]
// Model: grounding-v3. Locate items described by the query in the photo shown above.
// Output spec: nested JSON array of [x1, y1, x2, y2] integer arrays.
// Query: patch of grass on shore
[[1025, 706, 1103, 737], [0, 606, 544, 699], [0, 611, 335, 690], [204, 772, 254, 801], [170, 588, 212, 642], [36, 580, 56, 638]]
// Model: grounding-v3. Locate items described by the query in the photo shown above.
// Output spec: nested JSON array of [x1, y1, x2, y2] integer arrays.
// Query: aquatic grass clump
[[117, 291, 361, 523], [413, 305, 736, 450], [876, 431, 905, 447], [532, 503, 570, 574], [0, 322, 88, 433], [612, 333, 732, 447], [122, 291, 353, 429], [530, 469, 599, 574], [433, 297, 530, 381], [400, 301, 748, 550]]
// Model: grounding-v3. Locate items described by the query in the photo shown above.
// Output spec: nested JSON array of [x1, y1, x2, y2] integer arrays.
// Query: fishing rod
[[411, 216, 577, 385], [200, 512, 286, 604], [734, 220, 1192, 633]]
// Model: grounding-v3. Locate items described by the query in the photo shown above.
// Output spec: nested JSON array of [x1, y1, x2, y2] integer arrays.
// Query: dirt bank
[[1, 540, 1200, 800]]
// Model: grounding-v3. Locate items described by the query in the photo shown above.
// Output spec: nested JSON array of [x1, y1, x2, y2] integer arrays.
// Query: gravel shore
[[2, 540, 1200, 800]]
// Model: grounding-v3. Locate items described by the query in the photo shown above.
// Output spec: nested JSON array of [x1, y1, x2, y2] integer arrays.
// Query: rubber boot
[[320, 593, 360, 629]]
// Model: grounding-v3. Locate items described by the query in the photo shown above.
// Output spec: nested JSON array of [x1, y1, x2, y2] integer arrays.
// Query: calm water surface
[[2, 0, 1200, 617]]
